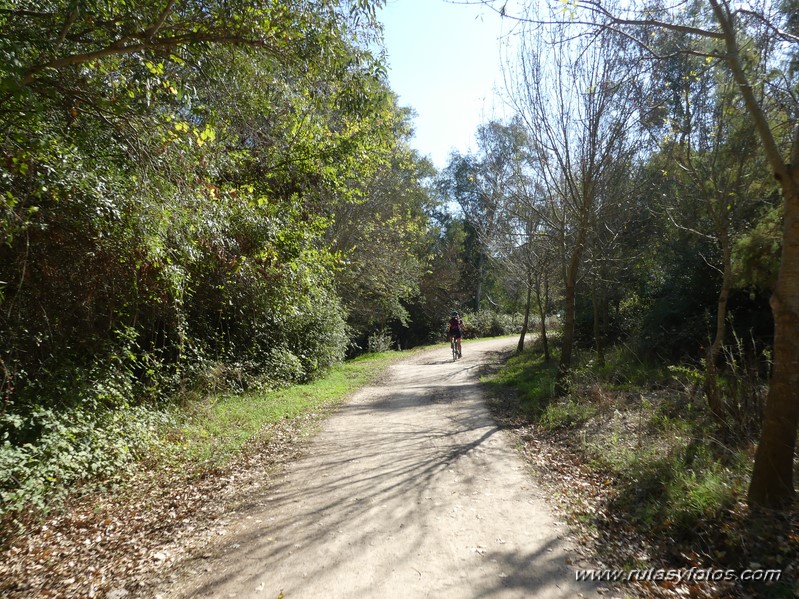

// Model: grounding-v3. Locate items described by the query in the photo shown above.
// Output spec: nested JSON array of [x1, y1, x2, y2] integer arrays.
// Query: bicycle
[[450, 337, 461, 361]]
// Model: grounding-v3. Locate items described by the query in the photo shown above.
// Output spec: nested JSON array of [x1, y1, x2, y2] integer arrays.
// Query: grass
[[2, 344, 425, 538], [176, 350, 408, 465], [484, 347, 597, 428], [483, 339, 797, 597], [484, 349, 556, 419], [488, 342, 748, 534]]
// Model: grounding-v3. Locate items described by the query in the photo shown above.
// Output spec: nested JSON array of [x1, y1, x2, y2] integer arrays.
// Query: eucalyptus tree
[[327, 98, 437, 343], [463, 118, 552, 353], [650, 62, 768, 425], [468, 118, 562, 358], [481, 0, 799, 508], [581, 154, 643, 367], [495, 190, 558, 358], [438, 120, 530, 311]]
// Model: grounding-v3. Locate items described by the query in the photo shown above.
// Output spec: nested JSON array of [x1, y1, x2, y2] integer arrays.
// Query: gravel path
[[158, 337, 599, 599]]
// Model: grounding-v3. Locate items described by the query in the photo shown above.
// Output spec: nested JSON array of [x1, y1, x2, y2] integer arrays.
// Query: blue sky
[[377, 0, 510, 169]]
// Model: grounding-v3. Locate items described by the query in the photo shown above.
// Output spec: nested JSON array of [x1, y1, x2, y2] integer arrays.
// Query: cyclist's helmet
[[451, 311, 459, 316]]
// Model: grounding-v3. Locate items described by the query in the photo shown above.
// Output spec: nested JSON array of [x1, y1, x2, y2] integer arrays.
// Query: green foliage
[[0, 345, 402, 528], [400, 217, 473, 346], [0, 0, 439, 523], [459, 310, 520, 338], [733, 202, 783, 292], [573, 345, 672, 390], [489, 345, 599, 430], [0, 403, 171, 522], [367, 329, 395, 353], [634, 233, 722, 360], [329, 113, 437, 339], [605, 440, 748, 535], [488, 341, 752, 541], [485, 346, 557, 418], [175, 349, 403, 465], [668, 364, 705, 389], [539, 399, 597, 430]]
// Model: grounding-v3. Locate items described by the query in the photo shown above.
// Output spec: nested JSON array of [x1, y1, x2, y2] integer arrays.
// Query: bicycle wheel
[[451, 340, 458, 361]]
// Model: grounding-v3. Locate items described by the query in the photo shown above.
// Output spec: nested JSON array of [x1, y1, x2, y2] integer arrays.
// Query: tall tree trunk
[[748, 174, 799, 508], [518, 276, 533, 354], [475, 250, 485, 312], [705, 220, 732, 425], [591, 281, 605, 368], [555, 249, 581, 396], [707, 0, 799, 508]]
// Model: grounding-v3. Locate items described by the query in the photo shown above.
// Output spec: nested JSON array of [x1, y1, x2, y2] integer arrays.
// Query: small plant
[[484, 347, 558, 418], [459, 310, 519, 338], [668, 363, 704, 393], [720, 330, 767, 437], [539, 399, 596, 429], [0, 403, 170, 527], [367, 329, 394, 353]]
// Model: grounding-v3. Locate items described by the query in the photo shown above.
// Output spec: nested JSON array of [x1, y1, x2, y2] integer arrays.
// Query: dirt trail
[[158, 337, 599, 598]]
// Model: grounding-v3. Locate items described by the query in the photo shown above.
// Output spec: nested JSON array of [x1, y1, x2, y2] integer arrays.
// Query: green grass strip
[[177, 351, 409, 465], [484, 348, 558, 419]]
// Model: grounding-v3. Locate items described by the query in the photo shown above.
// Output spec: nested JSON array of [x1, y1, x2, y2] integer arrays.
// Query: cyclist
[[447, 311, 463, 358]]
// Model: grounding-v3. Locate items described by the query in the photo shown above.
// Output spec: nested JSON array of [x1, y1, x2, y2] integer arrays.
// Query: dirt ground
[[151, 337, 600, 599]]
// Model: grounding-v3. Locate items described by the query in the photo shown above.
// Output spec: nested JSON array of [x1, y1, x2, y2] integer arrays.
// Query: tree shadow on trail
[[161, 340, 594, 598]]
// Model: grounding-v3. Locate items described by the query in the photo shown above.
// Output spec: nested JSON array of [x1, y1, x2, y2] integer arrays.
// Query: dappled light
[[1, 0, 797, 596]]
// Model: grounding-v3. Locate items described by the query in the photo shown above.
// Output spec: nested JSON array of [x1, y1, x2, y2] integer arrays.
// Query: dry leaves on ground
[[503, 418, 796, 599], [0, 414, 319, 598]]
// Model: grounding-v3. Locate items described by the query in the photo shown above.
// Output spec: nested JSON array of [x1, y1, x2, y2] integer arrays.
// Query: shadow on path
[[162, 338, 599, 599]]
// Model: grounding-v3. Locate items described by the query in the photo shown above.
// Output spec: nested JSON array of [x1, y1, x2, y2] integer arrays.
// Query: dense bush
[[366, 329, 395, 353], [0, 399, 172, 525], [0, 0, 433, 523], [459, 310, 522, 338]]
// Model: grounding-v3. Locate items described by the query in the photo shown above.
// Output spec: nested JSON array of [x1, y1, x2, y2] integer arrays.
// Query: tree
[[327, 99, 437, 344], [0, 0, 394, 403], [438, 121, 528, 311], [461, 118, 558, 356], [504, 15, 641, 394], [481, 0, 799, 508], [0, 0, 432, 518], [496, 194, 557, 358], [663, 77, 767, 425]]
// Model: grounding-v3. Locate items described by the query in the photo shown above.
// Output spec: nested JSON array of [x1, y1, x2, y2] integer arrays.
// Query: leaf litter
[[488, 391, 799, 599], [0, 413, 320, 598]]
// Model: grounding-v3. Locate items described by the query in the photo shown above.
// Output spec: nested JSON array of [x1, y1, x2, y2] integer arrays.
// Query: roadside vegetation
[[1, 348, 407, 536], [486, 333, 798, 599], [1, 0, 798, 596], [174, 349, 407, 467], [0, 349, 408, 597]]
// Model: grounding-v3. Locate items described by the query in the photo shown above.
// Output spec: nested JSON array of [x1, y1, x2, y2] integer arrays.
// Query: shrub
[[367, 329, 394, 353], [539, 399, 597, 430], [0, 402, 171, 526], [460, 310, 519, 338]]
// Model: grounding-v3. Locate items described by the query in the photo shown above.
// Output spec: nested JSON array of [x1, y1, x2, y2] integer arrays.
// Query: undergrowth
[[0, 349, 405, 543], [485, 338, 796, 598], [176, 351, 400, 465]]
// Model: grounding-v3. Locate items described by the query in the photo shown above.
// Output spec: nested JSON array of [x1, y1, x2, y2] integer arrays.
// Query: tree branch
[[144, 0, 178, 40], [578, 0, 725, 40], [52, 9, 79, 55], [19, 32, 282, 87], [708, 0, 789, 183], [735, 8, 799, 45], [473, 0, 724, 39]]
